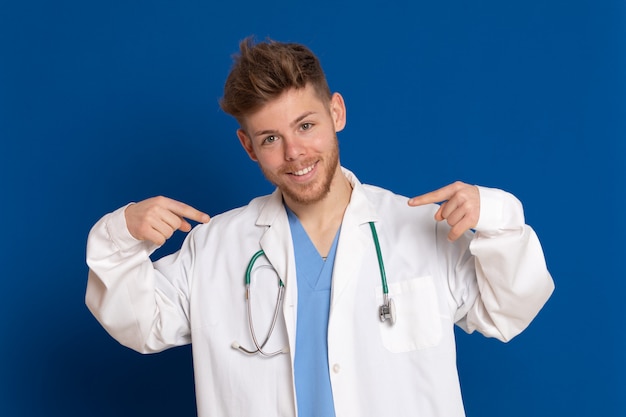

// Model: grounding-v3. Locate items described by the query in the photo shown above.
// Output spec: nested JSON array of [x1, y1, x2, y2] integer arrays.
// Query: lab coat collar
[[254, 167, 380, 228], [340, 167, 380, 225], [254, 167, 380, 314]]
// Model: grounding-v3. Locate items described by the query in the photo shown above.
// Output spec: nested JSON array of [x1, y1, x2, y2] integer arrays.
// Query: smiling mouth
[[290, 163, 316, 176]]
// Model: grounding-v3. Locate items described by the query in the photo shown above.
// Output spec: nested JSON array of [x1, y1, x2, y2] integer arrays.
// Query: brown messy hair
[[220, 36, 331, 120]]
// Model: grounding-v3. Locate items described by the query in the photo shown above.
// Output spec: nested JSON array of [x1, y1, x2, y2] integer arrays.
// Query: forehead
[[241, 85, 329, 131]]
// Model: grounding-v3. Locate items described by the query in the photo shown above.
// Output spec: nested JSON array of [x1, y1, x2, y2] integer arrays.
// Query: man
[[86, 36, 554, 417]]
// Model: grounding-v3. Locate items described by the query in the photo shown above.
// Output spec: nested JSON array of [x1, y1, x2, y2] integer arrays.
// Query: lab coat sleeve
[[85, 205, 193, 353], [454, 186, 554, 342]]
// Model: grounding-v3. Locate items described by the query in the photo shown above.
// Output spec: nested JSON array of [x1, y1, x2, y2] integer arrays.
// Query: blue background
[[1, 0, 624, 416]]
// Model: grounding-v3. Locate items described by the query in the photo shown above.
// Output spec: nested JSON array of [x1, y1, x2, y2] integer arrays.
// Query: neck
[[285, 167, 352, 226], [284, 167, 352, 257]]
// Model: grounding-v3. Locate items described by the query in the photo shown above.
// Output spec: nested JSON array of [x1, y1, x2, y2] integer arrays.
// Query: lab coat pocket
[[376, 276, 442, 352]]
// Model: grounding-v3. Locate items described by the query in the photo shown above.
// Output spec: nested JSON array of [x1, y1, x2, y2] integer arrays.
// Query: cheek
[[307, 130, 335, 150], [255, 151, 283, 170]]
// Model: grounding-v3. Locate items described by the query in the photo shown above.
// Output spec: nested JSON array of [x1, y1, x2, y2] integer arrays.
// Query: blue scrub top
[[287, 208, 339, 417]]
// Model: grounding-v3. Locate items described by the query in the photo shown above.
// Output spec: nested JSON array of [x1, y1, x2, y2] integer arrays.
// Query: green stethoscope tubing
[[245, 222, 386, 291], [368, 222, 388, 296], [237, 221, 394, 357], [368, 222, 396, 324], [245, 249, 284, 287], [239, 249, 286, 357]]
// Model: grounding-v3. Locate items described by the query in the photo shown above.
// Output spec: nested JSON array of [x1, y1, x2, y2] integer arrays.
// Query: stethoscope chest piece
[[379, 297, 396, 325]]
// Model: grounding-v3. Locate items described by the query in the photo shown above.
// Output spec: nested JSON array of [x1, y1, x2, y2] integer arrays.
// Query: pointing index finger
[[167, 199, 211, 224], [408, 183, 459, 207]]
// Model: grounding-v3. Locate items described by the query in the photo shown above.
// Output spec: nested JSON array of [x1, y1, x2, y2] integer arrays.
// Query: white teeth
[[293, 165, 314, 176]]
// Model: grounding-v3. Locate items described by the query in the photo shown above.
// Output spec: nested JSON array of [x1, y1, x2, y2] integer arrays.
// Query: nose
[[283, 136, 305, 161]]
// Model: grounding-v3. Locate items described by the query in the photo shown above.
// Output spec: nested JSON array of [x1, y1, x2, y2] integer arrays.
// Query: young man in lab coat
[[86, 37, 554, 417]]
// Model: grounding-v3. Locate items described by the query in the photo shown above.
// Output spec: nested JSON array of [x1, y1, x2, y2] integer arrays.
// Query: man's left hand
[[408, 181, 480, 241]]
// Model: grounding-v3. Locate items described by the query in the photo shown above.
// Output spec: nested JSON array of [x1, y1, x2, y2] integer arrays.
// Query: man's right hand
[[124, 196, 211, 245]]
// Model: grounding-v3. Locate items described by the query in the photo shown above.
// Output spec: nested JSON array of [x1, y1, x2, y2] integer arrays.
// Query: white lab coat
[[86, 168, 554, 417]]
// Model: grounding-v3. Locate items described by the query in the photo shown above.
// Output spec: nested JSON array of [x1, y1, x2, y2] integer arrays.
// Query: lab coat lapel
[[331, 170, 379, 306], [257, 190, 291, 284], [256, 189, 298, 358]]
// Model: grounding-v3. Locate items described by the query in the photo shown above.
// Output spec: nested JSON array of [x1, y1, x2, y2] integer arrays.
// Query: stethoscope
[[232, 222, 395, 357]]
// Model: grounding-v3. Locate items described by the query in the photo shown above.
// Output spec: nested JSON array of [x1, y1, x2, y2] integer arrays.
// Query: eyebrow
[[290, 111, 316, 128], [252, 111, 317, 138]]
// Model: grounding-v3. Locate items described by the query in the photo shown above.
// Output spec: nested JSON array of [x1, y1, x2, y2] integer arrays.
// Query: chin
[[282, 182, 331, 205]]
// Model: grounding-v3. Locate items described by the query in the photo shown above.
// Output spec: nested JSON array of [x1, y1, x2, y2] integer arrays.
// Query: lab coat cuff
[[474, 186, 525, 232]]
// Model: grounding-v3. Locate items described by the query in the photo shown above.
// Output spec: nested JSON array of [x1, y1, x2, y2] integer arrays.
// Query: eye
[[263, 135, 278, 144], [301, 123, 313, 131]]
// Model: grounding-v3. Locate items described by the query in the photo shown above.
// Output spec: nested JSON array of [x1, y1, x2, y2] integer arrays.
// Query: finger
[[447, 226, 464, 242], [178, 219, 192, 233], [437, 198, 461, 222], [408, 182, 463, 207], [447, 215, 476, 242], [158, 206, 192, 233], [146, 216, 188, 246], [149, 227, 171, 246], [125, 197, 209, 244], [444, 204, 466, 227], [434, 202, 445, 222], [154, 211, 182, 237], [158, 197, 211, 224], [148, 197, 209, 233], [140, 225, 170, 246], [442, 201, 479, 239]]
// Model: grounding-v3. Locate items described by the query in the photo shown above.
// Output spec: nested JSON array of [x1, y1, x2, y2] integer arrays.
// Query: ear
[[237, 129, 258, 161], [330, 92, 347, 132]]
